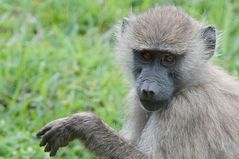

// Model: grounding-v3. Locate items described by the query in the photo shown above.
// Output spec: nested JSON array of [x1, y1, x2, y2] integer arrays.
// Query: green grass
[[0, 0, 239, 158]]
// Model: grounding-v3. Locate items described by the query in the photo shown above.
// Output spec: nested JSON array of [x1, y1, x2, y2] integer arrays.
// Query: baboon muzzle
[[138, 81, 170, 111]]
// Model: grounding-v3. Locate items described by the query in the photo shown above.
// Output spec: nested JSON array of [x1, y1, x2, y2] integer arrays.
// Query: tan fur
[[116, 6, 207, 84]]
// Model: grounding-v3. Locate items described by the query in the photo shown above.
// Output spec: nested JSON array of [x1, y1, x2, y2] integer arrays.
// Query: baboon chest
[[136, 113, 201, 159], [136, 114, 160, 156]]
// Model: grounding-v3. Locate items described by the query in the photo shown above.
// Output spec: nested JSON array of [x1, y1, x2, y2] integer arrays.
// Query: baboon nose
[[140, 82, 159, 100], [141, 88, 155, 99]]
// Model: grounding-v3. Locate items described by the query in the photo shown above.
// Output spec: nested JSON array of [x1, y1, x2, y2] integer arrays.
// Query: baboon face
[[133, 49, 182, 111], [118, 6, 216, 111]]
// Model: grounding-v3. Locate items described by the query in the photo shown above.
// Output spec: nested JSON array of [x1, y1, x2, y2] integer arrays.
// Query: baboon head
[[116, 6, 216, 111]]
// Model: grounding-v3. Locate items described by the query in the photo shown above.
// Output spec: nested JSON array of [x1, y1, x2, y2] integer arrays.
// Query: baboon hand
[[36, 112, 99, 157], [36, 117, 75, 156]]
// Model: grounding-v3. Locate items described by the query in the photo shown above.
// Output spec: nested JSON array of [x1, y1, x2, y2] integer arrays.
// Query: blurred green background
[[0, 0, 239, 158]]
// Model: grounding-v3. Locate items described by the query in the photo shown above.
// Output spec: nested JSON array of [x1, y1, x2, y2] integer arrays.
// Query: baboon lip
[[140, 99, 169, 111]]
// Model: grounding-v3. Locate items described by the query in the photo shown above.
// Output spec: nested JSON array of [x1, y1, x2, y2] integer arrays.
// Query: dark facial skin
[[133, 49, 181, 111]]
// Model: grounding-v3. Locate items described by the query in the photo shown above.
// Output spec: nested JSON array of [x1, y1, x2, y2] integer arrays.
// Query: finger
[[40, 129, 56, 146], [37, 118, 68, 137], [49, 146, 59, 157], [44, 143, 51, 152], [40, 137, 48, 147], [36, 125, 52, 137]]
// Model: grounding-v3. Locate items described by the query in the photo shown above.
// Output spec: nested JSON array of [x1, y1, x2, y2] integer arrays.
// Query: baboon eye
[[141, 52, 153, 61], [161, 54, 176, 67]]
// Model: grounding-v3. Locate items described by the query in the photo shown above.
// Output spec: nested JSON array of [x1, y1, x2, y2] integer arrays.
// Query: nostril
[[142, 89, 148, 97], [148, 91, 155, 97], [141, 89, 155, 98]]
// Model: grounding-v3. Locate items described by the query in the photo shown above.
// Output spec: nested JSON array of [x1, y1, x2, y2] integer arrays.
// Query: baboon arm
[[37, 112, 148, 159]]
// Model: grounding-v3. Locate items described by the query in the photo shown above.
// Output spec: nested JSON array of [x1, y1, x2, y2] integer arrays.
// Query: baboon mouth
[[140, 99, 169, 111]]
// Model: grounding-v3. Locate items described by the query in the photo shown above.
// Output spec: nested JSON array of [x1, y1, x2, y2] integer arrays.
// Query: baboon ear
[[201, 26, 216, 59], [121, 18, 129, 35]]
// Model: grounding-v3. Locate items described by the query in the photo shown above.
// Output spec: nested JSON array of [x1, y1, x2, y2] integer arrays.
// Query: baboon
[[37, 6, 239, 159]]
